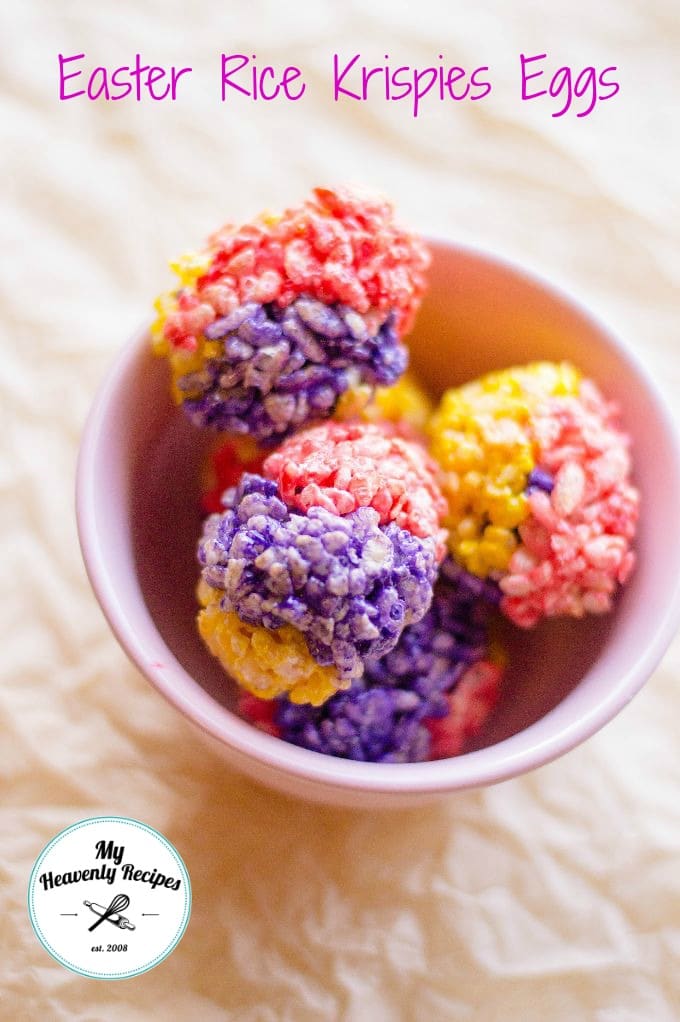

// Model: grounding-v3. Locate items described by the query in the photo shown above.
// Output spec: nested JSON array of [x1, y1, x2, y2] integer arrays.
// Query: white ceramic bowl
[[76, 241, 680, 809]]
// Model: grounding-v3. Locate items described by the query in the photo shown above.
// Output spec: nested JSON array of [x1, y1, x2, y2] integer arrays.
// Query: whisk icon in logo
[[28, 817, 191, 979], [84, 893, 135, 931]]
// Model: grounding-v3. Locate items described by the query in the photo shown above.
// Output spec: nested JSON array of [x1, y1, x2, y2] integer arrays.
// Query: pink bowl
[[76, 241, 680, 809]]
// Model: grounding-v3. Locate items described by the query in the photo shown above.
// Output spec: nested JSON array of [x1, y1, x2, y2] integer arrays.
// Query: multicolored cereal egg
[[152, 187, 429, 441], [428, 362, 639, 627], [196, 422, 446, 705]]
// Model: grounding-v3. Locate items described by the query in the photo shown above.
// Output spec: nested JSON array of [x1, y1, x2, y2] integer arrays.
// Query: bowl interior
[[80, 241, 680, 792]]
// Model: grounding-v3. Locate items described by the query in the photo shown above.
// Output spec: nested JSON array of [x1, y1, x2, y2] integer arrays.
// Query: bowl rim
[[76, 239, 680, 795]]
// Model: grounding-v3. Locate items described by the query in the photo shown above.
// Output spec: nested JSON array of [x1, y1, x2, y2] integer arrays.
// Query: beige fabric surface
[[2, 1, 679, 1018]]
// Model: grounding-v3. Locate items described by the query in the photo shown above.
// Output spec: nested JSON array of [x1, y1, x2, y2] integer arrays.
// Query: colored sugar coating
[[275, 684, 435, 762], [500, 379, 639, 627], [239, 560, 503, 762], [198, 583, 341, 705], [152, 187, 429, 441], [429, 361, 581, 577], [335, 372, 433, 438], [429, 362, 638, 627], [425, 659, 504, 759], [201, 435, 265, 514], [262, 421, 448, 560], [370, 373, 433, 434], [153, 296, 407, 441], [168, 299, 406, 440], [154, 186, 430, 347], [196, 474, 438, 697]]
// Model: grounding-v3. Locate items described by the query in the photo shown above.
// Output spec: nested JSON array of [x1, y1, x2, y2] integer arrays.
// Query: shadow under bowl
[[76, 241, 680, 808]]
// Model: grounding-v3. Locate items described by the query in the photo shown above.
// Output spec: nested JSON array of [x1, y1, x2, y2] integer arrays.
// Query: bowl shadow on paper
[[128, 243, 621, 756]]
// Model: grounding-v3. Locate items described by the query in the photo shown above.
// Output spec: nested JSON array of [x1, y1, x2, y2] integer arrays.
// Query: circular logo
[[28, 817, 191, 980]]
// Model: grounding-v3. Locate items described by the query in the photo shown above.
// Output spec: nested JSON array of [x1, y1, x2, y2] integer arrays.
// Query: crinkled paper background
[[2, 1, 679, 1018]]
